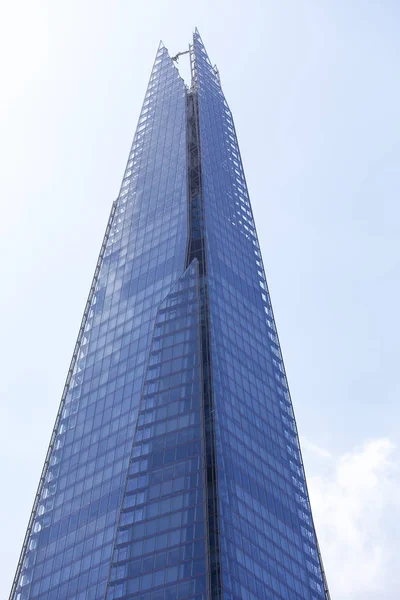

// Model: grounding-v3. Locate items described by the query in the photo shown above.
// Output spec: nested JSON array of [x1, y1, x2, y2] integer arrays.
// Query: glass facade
[[194, 31, 328, 600], [11, 31, 330, 600]]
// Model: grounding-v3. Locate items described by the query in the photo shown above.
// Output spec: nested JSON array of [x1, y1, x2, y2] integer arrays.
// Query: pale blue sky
[[1, 1, 399, 598]]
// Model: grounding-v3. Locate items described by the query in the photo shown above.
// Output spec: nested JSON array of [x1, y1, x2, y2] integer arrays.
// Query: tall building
[[11, 30, 330, 600]]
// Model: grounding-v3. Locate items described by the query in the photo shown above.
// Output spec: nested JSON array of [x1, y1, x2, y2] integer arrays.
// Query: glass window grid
[[12, 33, 329, 600], [194, 31, 326, 600], [106, 262, 207, 600], [13, 45, 189, 600]]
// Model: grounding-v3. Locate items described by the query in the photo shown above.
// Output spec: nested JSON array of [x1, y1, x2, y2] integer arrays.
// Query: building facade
[[11, 30, 330, 600]]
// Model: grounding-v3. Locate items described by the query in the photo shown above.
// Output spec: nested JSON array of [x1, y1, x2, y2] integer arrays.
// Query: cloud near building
[[304, 438, 400, 600]]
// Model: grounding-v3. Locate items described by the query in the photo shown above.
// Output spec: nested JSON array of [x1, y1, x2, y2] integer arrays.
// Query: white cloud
[[305, 439, 400, 600]]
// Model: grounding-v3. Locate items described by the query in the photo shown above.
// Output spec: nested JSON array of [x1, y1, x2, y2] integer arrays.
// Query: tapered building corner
[[11, 31, 330, 600]]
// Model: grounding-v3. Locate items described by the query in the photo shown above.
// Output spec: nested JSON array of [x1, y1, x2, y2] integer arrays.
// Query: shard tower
[[11, 31, 330, 600]]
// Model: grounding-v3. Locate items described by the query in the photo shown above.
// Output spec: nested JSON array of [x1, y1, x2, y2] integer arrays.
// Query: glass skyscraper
[[11, 30, 330, 600]]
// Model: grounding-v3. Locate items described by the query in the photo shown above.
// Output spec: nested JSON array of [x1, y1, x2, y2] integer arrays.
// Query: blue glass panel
[[11, 31, 330, 600], [194, 30, 327, 600], [106, 261, 207, 600], [12, 45, 188, 600]]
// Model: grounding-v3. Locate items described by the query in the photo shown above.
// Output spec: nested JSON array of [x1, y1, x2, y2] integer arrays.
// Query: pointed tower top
[[193, 27, 203, 43], [191, 28, 222, 91]]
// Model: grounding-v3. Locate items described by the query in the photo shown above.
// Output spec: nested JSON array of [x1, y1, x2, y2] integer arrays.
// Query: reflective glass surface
[[106, 261, 206, 600], [12, 44, 188, 600], [11, 31, 329, 600], [194, 31, 327, 600]]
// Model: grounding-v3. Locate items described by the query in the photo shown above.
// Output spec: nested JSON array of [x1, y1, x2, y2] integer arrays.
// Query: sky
[[1, 1, 399, 598]]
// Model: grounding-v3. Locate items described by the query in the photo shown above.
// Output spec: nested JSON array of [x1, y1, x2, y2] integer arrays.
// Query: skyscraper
[[11, 30, 330, 600]]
